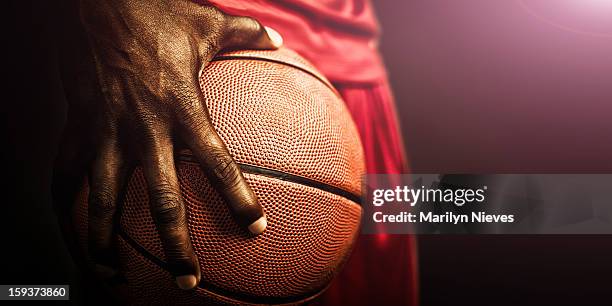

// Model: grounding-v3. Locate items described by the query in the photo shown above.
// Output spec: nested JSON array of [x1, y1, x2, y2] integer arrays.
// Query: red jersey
[[201, 0, 386, 83]]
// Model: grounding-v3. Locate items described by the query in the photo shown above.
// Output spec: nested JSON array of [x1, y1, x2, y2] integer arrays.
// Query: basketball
[[73, 48, 365, 305]]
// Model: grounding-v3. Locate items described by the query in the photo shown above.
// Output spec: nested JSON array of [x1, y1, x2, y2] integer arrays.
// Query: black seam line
[[117, 228, 327, 305], [177, 154, 362, 205], [239, 164, 362, 205], [211, 55, 338, 94]]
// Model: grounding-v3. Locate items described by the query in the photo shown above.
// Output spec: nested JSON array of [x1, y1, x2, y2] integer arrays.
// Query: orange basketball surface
[[74, 48, 365, 305]]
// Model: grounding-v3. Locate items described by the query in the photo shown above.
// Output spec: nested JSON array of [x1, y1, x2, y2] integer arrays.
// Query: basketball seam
[[176, 153, 362, 205]]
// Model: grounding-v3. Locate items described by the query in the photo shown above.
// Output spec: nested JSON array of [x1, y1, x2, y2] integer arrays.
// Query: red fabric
[[198, 1, 418, 304], [318, 82, 418, 306], [200, 0, 386, 83]]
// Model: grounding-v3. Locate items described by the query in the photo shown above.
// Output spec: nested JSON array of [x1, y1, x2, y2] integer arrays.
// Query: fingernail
[[248, 215, 267, 235], [265, 26, 283, 49], [176, 275, 197, 290]]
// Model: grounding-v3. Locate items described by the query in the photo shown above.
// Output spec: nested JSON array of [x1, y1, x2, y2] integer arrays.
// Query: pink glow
[[519, 0, 612, 37], [374, 1, 612, 173]]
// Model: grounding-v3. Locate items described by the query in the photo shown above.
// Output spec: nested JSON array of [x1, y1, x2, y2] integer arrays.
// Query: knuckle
[[155, 204, 186, 229], [149, 183, 180, 206], [149, 184, 185, 227], [210, 153, 241, 188], [228, 16, 261, 34], [89, 187, 117, 218], [164, 240, 192, 261], [220, 16, 263, 47]]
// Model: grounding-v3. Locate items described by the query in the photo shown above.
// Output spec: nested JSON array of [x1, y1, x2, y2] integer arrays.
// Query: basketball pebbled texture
[[74, 48, 365, 305]]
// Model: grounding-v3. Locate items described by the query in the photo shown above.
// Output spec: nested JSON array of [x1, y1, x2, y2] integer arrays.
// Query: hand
[[53, 0, 282, 290]]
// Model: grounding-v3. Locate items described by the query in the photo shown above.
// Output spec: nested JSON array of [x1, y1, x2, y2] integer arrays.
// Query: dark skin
[[53, 0, 282, 290]]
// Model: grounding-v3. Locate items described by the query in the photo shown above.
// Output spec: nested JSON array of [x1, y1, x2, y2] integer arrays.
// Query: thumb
[[221, 15, 283, 50]]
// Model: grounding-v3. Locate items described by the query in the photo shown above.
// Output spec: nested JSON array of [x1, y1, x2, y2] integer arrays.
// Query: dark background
[[374, 1, 612, 305], [3, 0, 612, 305]]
